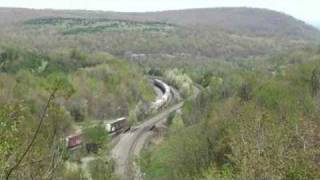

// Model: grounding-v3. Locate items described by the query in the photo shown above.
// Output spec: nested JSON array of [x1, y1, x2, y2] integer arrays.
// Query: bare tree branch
[[5, 87, 59, 180]]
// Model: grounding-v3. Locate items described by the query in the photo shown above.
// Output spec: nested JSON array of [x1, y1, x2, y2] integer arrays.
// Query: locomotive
[[104, 117, 130, 133]]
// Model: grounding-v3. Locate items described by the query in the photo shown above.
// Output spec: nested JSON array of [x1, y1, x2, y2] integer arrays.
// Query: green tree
[[311, 67, 320, 97], [84, 125, 109, 146]]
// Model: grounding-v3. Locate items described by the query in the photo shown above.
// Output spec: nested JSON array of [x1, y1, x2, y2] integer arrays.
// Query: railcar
[[152, 79, 171, 110], [66, 132, 83, 149], [104, 117, 129, 133]]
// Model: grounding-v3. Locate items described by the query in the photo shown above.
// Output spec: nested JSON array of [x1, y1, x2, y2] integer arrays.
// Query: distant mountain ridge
[[1, 7, 319, 40], [0, 7, 319, 60], [118, 8, 320, 41]]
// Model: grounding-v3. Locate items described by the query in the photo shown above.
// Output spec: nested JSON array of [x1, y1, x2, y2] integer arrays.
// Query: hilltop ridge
[[0, 7, 319, 60]]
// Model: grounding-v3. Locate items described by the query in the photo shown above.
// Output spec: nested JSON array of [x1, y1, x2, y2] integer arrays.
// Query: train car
[[104, 117, 129, 133], [66, 132, 83, 149]]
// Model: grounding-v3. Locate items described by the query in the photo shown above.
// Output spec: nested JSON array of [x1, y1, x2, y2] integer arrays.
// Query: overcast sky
[[1, 0, 319, 25]]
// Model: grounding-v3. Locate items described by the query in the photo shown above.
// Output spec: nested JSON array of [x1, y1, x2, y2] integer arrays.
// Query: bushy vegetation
[[88, 158, 118, 180], [84, 125, 109, 145], [164, 69, 193, 97], [140, 48, 320, 180]]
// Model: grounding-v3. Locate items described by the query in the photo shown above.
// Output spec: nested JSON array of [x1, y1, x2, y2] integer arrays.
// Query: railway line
[[69, 79, 176, 179], [111, 79, 174, 179], [111, 79, 200, 180], [65, 79, 171, 148], [71, 78, 198, 180], [63, 79, 173, 179], [111, 102, 184, 179]]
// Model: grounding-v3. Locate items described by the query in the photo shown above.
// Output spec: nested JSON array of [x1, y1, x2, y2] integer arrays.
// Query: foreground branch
[[5, 87, 59, 180]]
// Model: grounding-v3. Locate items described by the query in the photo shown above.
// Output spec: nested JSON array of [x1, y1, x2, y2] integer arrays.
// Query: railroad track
[[111, 80, 200, 180], [111, 79, 184, 180], [111, 102, 184, 179]]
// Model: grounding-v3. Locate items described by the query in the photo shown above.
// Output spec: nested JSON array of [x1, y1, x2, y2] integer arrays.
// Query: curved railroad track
[[111, 80, 178, 179], [111, 80, 200, 180]]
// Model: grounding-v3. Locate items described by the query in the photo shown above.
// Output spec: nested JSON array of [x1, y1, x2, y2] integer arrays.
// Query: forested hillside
[[0, 46, 154, 179], [123, 8, 320, 40], [0, 7, 319, 62], [140, 46, 320, 180]]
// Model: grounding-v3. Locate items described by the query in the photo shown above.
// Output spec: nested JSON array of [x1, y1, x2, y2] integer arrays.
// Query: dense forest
[[0, 7, 320, 180]]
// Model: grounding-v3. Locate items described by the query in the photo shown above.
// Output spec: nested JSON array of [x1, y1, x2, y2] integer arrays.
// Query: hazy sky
[[1, 0, 319, 25]]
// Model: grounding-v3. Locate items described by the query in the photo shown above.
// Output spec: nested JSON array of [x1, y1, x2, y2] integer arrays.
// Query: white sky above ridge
[[0, 0, 319, 25]]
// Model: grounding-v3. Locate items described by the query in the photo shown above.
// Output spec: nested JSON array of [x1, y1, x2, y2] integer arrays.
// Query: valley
[[0, 6, 320, 180]]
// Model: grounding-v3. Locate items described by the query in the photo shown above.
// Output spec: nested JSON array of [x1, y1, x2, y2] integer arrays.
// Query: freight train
[[66, 79, 171, 149]]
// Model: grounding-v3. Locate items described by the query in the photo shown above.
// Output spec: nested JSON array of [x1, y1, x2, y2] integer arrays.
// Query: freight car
[[151, 79, 171, 110], [66, 132, 83, 149]]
